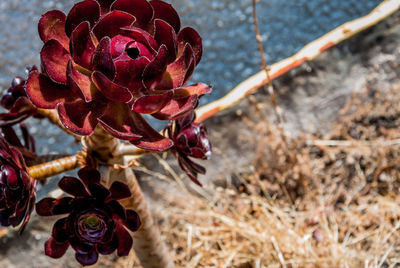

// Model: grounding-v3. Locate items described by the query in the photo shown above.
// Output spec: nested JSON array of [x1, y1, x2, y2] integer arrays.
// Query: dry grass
[[149, 85, 400, 267]]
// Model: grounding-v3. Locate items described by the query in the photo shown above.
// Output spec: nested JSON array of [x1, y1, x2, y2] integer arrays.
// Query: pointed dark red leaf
[[178, 156, 203, 186], [109, 181, 131, 200], [120, 26, 158, 52], [99, 103, 173, 151], [98, 103, 143, 140], [77, 167, 101, 186], [114, 57, 149, 91], [67, 61, 100, 102], [125, 210, 141, 232], [152, 94, 198, 120], [26, 72, 75, 109], [58, 176, 89, 197], [172, 83, 212, 98], [1, 126, 22, 148], [36, 197, 73, 216], [57, 99, 104, 136], [143, 45, 168, 90], [181, 154, 206, 174], [129, 127, 173, 151], [38, 10, 69, 50], [111, 0, 154, 26], [160, 43, 195, 89], [70, 21, 96, 70], [110, 35, 134, 59], [92, 71, 133, 103], [45, 237, 70, 258], [178, 27, 203, 65], [88, 183, 110, 201], [91, 37, 115, 79], [70, 238, 93, 254], [65, 0, 100, 37], [108, 200, 126, 219], [52, 217, 68, 242], [131, 91, 173, 114], [40, 39, 71, 84], [92, 10, 136, 40], [150, 0, 180, 33], [154, 19, 177, 63], [75, 248, 99, 266], [20, 123, 36, 153], [115, 223, 133, 256]]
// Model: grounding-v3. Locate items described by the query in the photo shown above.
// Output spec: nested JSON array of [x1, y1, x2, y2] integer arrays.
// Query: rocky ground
[[1, 8, 400, 268]]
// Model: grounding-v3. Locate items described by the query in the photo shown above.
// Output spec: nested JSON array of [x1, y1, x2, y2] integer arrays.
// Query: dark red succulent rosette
[[36, 167, 140, 266], [0, 69, 39, 127], [165, 112, 211, 185], [0, 135, 37, 233], [26, 0, 211, 151]]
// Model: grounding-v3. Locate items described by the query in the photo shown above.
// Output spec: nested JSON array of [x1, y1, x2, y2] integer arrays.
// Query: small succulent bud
[[0, 68, 38, 127], [165, 112, 212, 185]]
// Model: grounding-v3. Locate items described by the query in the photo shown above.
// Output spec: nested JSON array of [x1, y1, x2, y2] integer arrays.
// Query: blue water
[[0, 0, 383, 155]]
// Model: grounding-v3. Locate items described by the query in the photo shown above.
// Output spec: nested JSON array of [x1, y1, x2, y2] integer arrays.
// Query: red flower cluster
[[36, 167, 140, 266], [165, 112, 211, 185], [26, 0, 211, 151], [0, 134, 36, 233]]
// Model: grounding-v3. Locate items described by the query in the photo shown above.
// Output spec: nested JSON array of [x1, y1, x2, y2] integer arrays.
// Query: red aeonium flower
[[0, 68, 38, 127], [26, 0, 211, 151], [36, 167, 141, 266], [165, 112, 211, 185], [0, 135, 37, 233]]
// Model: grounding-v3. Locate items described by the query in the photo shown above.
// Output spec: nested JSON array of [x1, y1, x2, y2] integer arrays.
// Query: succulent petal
[[92, 10, 136, 41], [75, 248, 99, 266], [26, 72, 75, 110], [57, 99, 103, 136], [115, 223, 133, 256], [178, 27, 203, 65], [70, 21, 96, 70], [45, 237, 70, 259], [38, 10, 69, 50], [152, 94, 198, 120], [154, 19, 177, 63], [58, 176, 90, 197], [65, 0, 100, 37], [149, 0, 180, 33], [92, 71, 133, 103], [35, 197, 73, 216], [40, 39, 71, 84], [111, 0, 154, 27], [109, 181, 131, 200]]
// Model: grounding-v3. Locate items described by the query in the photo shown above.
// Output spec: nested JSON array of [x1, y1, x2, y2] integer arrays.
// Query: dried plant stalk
[[251, 0, 290, 151], [27, 155, 77, 181], [85, 126, 174, 268], [195, 0, 400, 123]]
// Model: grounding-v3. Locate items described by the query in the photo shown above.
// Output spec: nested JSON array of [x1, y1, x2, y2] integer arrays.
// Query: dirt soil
[[1, 10, 400, 268]]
